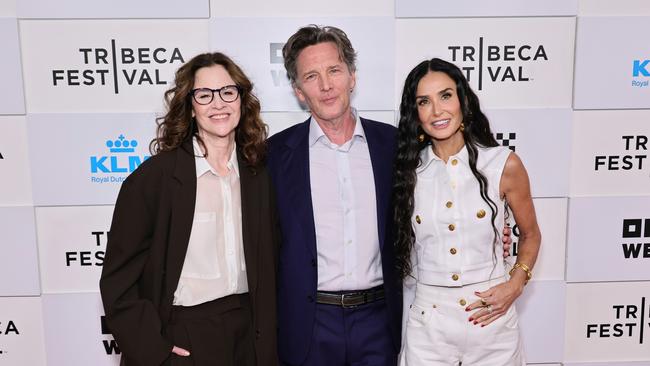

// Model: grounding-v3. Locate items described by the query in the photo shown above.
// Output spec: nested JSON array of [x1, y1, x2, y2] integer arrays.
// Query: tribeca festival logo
[[0, 319, 20, 356], [594, 135, 647, 172], [269, 42, 291, 87], [632, 59, 649, 88], [66, 231, 108, 267], [447, 37, 548, 90], [90, 134, 149, 184], [622, 218, 650, 259], [586, 297, 649, 344], [51, 40, 185, 93], [100, 316, 121, 356]]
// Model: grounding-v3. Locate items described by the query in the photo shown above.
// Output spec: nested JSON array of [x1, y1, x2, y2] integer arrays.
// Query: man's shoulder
[[267, 119, 310, 150], [360, 117, 397, 146], [360, 117, 397, 135]]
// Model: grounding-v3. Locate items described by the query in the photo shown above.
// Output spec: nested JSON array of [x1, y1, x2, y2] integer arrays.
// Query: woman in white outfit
[[393, 58, 541, 365]]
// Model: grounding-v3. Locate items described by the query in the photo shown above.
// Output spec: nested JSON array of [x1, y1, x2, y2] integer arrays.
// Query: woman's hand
[[465, 275, 526, 327], [172, 346, 190, 357]]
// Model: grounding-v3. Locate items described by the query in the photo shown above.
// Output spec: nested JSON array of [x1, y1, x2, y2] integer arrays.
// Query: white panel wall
[[20, 20, 209, 113], [1, 0, 648, 364], [0, 206, 40, 296], [395, 17, 575, 109], [0, 297, 46, 365], [0, 18, 25, 114], [0, 116, 33, 205], [396, 0, 577, 17], [17, 0, 209, 19], [26, 113, 155, 206], [36, 206, 114, 294], [574, 17, 650, 110]]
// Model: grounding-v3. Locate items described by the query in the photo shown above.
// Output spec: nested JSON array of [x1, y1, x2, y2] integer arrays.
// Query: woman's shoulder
[[476, 145, 512, 171], [125, 147, 185, 184]]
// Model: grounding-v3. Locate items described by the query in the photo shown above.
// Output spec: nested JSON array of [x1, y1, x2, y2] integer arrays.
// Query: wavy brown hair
[[150, 52, 267, 166]]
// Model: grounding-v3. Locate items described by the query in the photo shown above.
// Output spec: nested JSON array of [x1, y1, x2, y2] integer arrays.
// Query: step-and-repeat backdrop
[[1, 0, 649, 364]]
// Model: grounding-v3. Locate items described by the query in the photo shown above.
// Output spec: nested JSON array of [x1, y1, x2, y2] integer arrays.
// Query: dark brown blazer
[[100, 139, 278, 366]]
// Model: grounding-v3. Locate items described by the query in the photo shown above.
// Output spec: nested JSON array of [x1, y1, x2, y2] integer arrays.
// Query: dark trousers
[[301, 298, 397, 366], [164, 293, 255, 366]]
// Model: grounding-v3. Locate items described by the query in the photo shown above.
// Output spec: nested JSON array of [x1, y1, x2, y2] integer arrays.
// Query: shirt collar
[[308, 108, 366, 148], [417, 144, 469, 173], [193, 137, 239, 178]]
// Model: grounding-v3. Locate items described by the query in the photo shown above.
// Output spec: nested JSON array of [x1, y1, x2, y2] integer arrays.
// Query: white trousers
[[399, 277, 525, 366]]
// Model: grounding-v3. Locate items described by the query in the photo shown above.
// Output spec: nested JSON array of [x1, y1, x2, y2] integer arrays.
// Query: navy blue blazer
[[267, 117, 401, 365]]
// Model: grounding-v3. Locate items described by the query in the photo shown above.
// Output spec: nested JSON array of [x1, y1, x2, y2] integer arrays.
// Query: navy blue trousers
[[301, 298, 397, 366]]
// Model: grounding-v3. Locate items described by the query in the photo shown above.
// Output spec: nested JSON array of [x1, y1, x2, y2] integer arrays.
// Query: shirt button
[[459, 299, 467, 306], [448, 224, 455, 231], [452, 274, 459, 281], [450, 247, 457, 255], [477, 209, 486, 218], [451, 159, 458, 166], [415, 215, 421, 224], [446, 201, 453, 208]]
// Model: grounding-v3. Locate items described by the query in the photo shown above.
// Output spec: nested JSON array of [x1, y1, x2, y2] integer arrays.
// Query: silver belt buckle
[[340, 293, 358, 308]]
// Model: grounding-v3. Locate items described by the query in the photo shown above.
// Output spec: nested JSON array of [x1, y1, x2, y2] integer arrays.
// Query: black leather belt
[[316, 286, 385, 308]]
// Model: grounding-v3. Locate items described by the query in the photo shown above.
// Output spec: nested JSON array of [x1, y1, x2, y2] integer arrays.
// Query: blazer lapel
[[283, 120, 317, 258], [362, 118, 393, 251], [165, 140, 197, 302], [239, 153, 260, 296]]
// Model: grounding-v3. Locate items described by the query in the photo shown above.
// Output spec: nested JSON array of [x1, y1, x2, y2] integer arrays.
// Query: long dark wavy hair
[[150, 52, 267, 166], [393, 58, 500, 280]]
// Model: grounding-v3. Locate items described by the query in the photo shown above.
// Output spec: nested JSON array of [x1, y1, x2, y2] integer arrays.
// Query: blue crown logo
[[106, 134, 138, 153]]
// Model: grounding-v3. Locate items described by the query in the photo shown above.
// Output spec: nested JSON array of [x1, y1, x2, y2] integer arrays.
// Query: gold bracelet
[[509, 262, 532, 284]]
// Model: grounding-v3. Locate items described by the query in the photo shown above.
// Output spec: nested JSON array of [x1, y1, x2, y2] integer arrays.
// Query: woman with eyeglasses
[[393, 58, 541, 365], [100, 52, 279, 366]]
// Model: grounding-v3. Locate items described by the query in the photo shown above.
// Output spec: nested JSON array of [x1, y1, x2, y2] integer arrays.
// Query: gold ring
[[480, 298, 488, 307], [487, 305, 493, 314]]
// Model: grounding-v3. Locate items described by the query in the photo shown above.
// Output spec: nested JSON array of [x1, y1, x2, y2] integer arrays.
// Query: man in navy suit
[[267, 25, 401, 366]]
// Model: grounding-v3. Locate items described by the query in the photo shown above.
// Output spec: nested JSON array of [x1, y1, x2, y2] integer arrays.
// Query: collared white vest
[[412, 145, 511, 287]]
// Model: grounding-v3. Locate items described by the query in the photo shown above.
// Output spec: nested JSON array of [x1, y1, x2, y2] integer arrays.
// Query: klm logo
[[632, 60, 649, 88], [90, 134, 149, 184], [633, 60, 649, 77]]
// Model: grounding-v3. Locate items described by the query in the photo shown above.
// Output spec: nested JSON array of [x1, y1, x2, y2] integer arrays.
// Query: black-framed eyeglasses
[[190, 85, 241, 105]]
